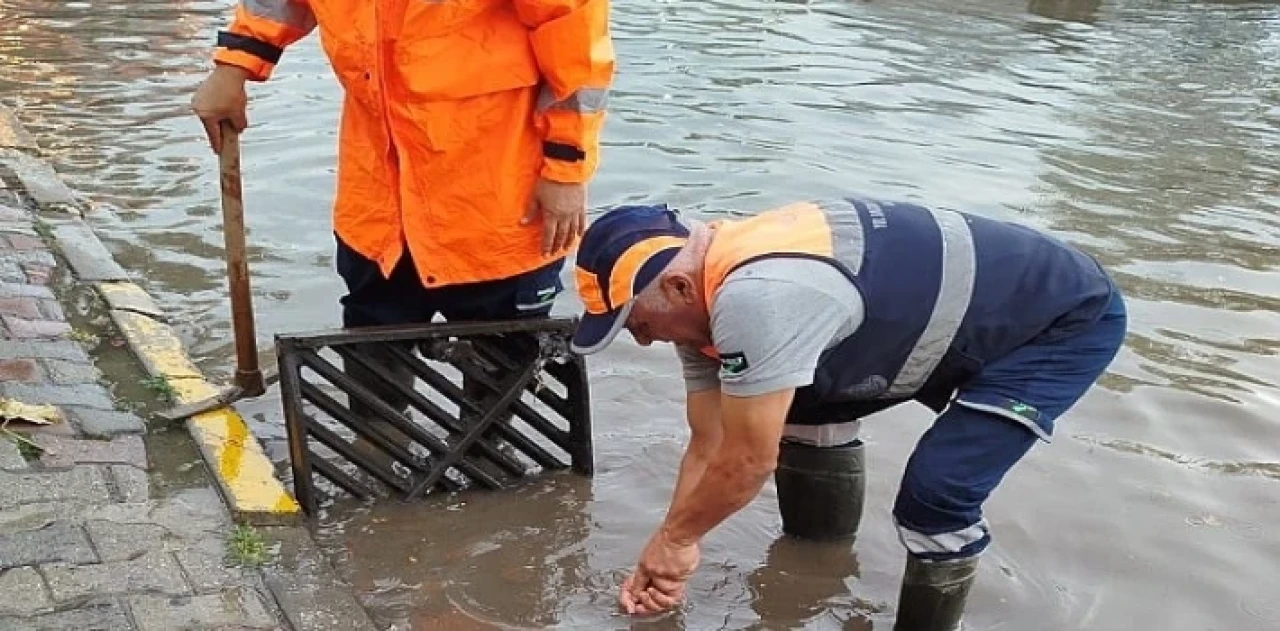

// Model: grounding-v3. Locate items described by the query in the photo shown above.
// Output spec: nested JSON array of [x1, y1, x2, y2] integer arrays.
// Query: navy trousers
[[334, 235, 565, 419], [890, 287, 1129, 559]]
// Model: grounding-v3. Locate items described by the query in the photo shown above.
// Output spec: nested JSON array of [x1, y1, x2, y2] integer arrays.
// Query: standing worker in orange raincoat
[[191, 0, 615, 435]]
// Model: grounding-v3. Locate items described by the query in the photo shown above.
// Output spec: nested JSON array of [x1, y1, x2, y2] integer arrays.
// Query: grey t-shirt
[[677, 258, 865, 397]]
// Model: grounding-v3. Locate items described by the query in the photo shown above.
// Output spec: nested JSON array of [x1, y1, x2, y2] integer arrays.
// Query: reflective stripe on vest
[[882, 201, 976, 396]]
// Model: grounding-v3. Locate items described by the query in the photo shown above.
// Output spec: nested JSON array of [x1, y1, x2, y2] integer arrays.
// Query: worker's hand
[[618, 528, 699, 616], [191, 64, 251, 154], [522, 178, 586, 256]]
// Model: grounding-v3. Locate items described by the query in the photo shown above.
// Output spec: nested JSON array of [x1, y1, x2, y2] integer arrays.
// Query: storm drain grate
[[274, 318, 593, 514]]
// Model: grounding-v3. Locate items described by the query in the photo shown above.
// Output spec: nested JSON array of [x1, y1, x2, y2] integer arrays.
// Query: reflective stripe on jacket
[[213, 0, 615, 286], [699, 197, 1116, 428]]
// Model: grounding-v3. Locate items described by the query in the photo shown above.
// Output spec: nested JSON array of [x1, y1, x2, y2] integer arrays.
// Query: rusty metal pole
[[219, 121, 265, 397]]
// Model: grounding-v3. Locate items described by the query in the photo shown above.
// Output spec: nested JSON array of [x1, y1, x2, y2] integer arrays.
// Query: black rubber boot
[[343, 342, 417, 473], [345, 341, 416, 419], [774, 439, 866, 541], [892, 554, 979, 631], [460, 332, 542, 465]]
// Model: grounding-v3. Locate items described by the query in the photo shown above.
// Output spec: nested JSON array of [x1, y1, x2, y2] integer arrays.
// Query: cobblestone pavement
[[0, 187, 289, 630]]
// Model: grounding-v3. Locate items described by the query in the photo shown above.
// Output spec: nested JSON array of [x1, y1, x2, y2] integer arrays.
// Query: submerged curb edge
[[0, 103, 301, 525]]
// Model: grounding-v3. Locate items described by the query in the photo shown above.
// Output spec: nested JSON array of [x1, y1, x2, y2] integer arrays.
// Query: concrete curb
[[0, 104, 301, 526]]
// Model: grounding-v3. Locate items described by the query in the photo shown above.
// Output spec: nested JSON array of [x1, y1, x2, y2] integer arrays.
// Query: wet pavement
[[0, 183, 283, 629], [2, 0, 1279, 628]]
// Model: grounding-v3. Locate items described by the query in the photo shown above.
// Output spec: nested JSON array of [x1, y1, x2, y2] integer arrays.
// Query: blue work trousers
[[891, 288, 1128, 560]]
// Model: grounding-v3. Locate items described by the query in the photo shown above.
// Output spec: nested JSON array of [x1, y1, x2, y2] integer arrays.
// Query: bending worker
[[191, 0, 614, 431], [568, 196, 1127, 628]]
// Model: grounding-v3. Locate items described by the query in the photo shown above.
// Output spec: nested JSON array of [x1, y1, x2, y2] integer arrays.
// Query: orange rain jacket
[[213, 0, 614, 287]]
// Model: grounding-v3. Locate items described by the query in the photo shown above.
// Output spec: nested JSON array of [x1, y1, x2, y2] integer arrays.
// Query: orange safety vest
[[697, 202, 835, 359], [213, 0, 614, 287]]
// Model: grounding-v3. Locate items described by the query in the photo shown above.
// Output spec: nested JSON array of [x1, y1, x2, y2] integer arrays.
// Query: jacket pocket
[[396, 9, 541, 152], [396, 7, 540, 102]]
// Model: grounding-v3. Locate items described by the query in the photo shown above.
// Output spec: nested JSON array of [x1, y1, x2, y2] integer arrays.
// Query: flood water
[[3, 0, 1279, 628]]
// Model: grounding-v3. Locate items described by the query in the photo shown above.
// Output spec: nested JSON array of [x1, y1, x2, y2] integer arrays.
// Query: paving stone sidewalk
[[0, 189, 287, 629]]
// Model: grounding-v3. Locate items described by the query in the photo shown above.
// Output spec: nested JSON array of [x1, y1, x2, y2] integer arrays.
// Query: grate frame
[[274, 317, 593, 515]]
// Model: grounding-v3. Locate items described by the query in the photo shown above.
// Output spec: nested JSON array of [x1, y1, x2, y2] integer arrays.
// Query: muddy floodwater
[[3, 0, 1279, 628]]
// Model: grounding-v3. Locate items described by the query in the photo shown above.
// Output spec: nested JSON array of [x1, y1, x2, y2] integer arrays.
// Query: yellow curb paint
[[109, 310, 203, 380], [97, 281, 163, 317], [1, 103, 299, 524], [109, 286, 300, 523]]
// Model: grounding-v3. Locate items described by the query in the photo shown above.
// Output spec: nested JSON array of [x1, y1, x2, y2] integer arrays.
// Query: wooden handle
[[219, 121, 265, 397]]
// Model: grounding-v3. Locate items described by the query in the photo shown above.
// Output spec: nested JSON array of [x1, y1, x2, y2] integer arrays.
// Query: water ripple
[[2, 0, 1278, 628]]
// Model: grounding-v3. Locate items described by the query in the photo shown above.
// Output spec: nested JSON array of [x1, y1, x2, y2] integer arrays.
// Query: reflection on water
[[2, 0, 1279, 628], [1027, 0, 1103, 24], [314, 477, 598, 630], [747, 536, 879, 629]]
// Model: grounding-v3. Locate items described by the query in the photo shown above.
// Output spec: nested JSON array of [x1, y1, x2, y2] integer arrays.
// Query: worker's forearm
[[669, 388, 723, 508], [661, 457, 772, 547], [669, 447, 713, 508]]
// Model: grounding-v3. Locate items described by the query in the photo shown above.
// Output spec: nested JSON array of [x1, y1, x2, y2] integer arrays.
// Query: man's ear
[[664, 273, 698, 305]]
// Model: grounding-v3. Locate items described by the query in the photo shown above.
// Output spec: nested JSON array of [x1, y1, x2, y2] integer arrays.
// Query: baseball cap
[[570, 204, 690, 354]]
